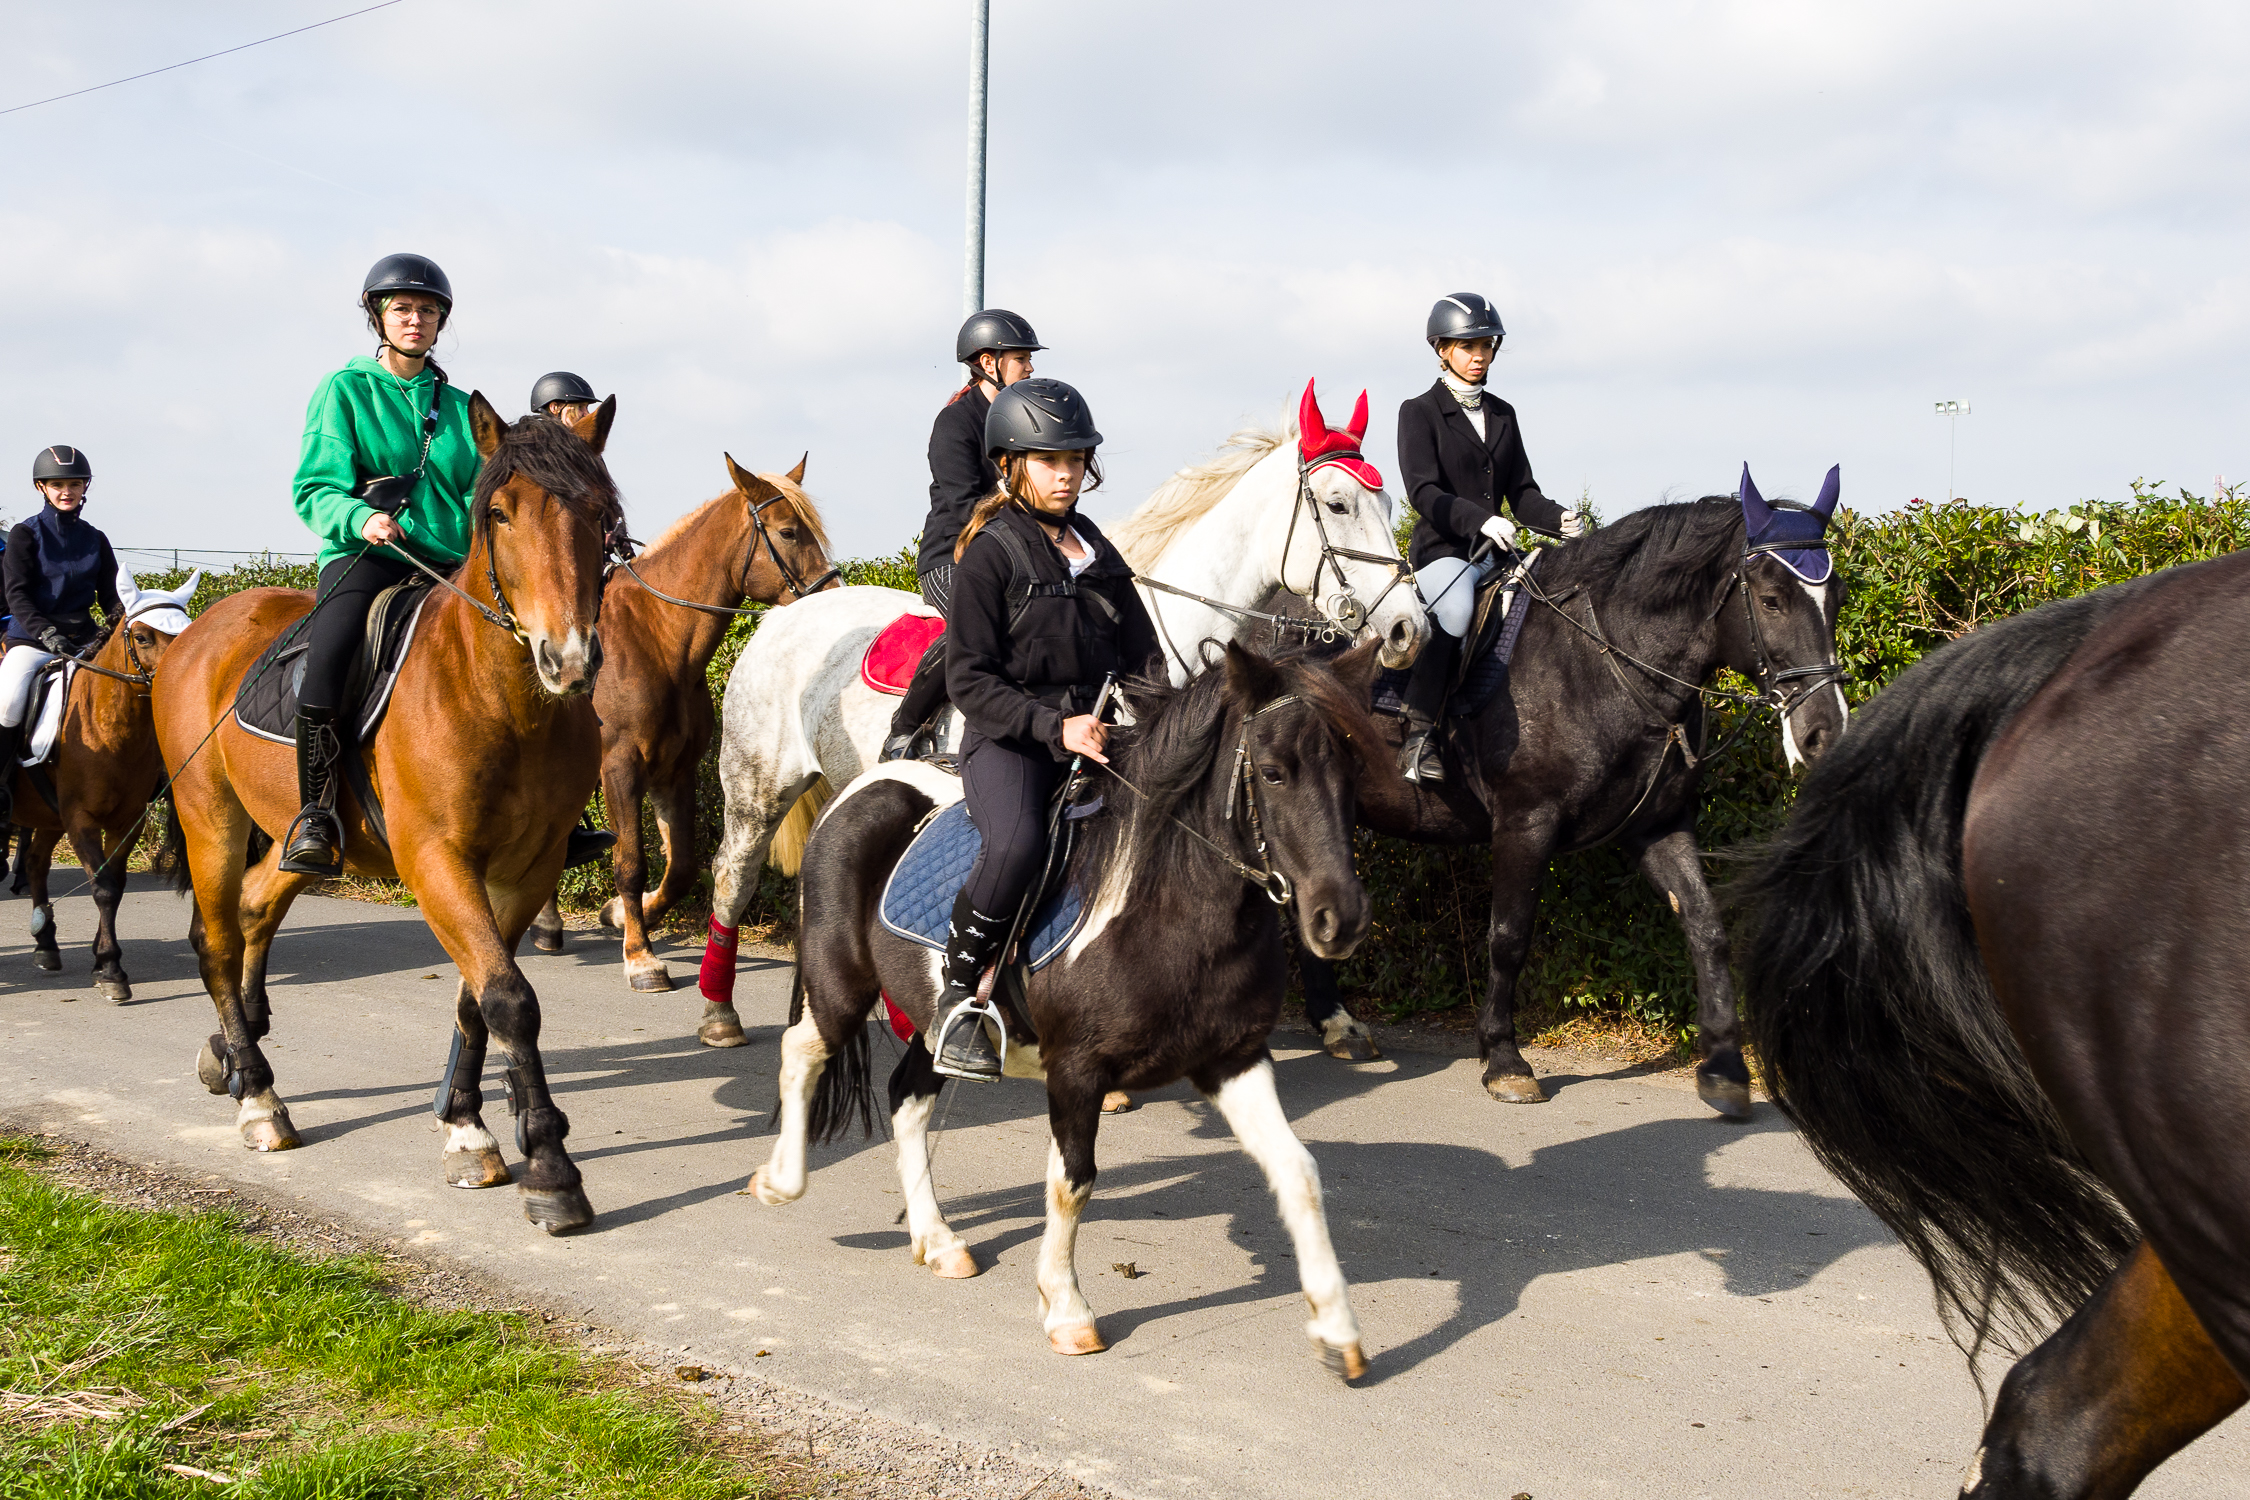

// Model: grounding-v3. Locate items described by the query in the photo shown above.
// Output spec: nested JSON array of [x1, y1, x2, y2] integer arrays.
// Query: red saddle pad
[[861, 612, 946, 696]]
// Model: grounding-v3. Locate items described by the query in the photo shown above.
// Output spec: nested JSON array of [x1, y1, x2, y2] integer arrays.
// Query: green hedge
[[133, 484, 2247, 1034]]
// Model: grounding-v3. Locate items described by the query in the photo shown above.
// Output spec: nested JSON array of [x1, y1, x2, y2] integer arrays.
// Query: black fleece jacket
[[4, 515, 120, 650], [1396, 380, 1564, 568], [944, 503, 1159, 759], [918, 386, 1000, 574]]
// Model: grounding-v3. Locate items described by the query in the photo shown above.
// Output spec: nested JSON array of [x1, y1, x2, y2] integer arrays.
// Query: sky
[[3, 0, 2245, 566]]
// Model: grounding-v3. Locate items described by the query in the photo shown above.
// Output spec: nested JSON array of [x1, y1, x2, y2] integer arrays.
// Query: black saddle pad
[[233, 578, 435, 745], [1372, 552, 1541, 721]]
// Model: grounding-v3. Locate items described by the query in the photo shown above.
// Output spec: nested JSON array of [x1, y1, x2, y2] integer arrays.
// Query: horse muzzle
[[1297, 877, 1372, 961], [533, 627, 601, 697], [1376, 610, 1425, 671]]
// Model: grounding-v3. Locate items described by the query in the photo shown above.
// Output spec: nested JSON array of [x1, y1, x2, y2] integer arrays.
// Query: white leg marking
[[1036, 1137, 1103, 1350], [444, 1121, 500, 1155], [1209, 1059, 1363, 1361], [893, 1090, 971, 1274], [751, 1016, 829, 1204]]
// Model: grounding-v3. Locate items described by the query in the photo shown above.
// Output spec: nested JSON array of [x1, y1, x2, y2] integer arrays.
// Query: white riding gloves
[[1561, 510, 1587, 539], [1479, 515, 1518, 551]]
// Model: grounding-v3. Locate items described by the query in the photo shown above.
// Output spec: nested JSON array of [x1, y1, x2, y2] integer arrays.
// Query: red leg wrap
[[698, 917, 739, 1003]]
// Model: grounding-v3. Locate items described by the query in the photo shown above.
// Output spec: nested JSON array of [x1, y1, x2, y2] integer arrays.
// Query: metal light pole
[[963, 0, 989, 318], [1934, 399, 1971, 500]]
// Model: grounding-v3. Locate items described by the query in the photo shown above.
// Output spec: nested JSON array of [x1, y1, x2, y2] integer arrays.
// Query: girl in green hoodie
[[279, 253, 481, 877]]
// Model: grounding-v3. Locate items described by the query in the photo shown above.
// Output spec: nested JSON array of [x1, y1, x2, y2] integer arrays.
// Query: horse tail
[[767, 776, 833, 877], [1739, 585, 2145, 1360], [804, 1011, 876, 1147], [154, 790, 193, 896]]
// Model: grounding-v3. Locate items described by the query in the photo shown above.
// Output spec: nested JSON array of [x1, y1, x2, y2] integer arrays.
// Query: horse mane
[[474, 414, 624, 544], [1073, 647, 1379, 898], [642, 471, 832, 557], [1540, 496, 1745, 612], [1109, 419, 1294, 572]]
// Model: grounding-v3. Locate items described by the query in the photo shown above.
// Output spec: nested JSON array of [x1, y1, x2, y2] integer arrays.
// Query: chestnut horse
[[154, 396, 623, 1234], [7, 572, 201, 997], [525, 453, 839, 990]]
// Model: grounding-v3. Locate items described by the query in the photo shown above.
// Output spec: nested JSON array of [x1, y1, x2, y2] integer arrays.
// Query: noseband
[[747, 490, 842, 602], [1098, 693, 1309, 908]]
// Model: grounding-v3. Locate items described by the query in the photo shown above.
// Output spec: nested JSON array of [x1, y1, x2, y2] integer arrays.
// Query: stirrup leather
[[931, 994, 1007, 1083]]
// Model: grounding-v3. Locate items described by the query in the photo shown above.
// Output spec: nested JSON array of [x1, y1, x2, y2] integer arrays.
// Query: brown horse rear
[[153, 394, 621, 1234]]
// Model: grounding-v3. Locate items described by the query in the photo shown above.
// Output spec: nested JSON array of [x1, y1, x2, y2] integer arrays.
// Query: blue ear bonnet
[[1739, 463, 1838, 584]]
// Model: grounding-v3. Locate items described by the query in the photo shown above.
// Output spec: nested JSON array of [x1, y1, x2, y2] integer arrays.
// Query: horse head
[[723, 451, 841, 604], [1291, 379, 1426, 669], [1221, 638, 1384, 960], [1733, 463, 1848, 766], [113, 568, 203, 678], [468, 392, 621, 697]]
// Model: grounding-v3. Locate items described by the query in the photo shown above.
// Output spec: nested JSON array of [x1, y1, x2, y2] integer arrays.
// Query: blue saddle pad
[[1370, 562, 1538, 721], [877, 800, 1086, 971]]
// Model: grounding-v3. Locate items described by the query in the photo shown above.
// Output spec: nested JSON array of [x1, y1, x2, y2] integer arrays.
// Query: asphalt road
[[4, 874, 2243, 1500]]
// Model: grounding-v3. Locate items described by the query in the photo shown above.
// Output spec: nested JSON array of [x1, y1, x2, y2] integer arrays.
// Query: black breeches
[[890, 565, 955, 732], [298, 551, 417, 714], [959, 732, 1061, 917]]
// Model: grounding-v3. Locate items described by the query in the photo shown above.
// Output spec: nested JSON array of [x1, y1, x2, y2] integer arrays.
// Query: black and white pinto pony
[[748, 642, 1383, 1377], [1295, 471, 1851, 1114]]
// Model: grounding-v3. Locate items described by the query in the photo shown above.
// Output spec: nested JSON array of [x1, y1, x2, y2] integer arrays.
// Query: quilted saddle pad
[[861, 612, 946, 696], [877, 799, 1086, 972]]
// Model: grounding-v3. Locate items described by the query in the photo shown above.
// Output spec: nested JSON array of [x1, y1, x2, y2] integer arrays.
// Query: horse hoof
[[927, 1246, 978, 1279], [97, 976, 131, 1004], [530, 929, 565, 955], [628, 963, 675, 994], [445, 1148, 514, 1189], [197, 1039, 229, 1096], [1322, 1021, 1384, 1062], [1484, 1072, 1547, 1103], [520, 1186, 595, 1234], [34, 950, 60, 973], [1697, 1072, 1754, 1120], [746, 1167, 796, 1206], [240, 1110, 301, 1153], [698, 1003, 747, 1048], [1047, 1322, 1106, 1357], [1100, 1091, 1135, 1114], [1317, 1339, 1370, 1381]]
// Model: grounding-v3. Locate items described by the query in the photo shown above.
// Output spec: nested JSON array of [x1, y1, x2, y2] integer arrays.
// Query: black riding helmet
[[956, 308, 1045, 366], [362, 253, 453, 313], [529, 371, 598, 412], [31, 446, 92, 483], [1425, 292, 1506, 348], [985, 378, 1101, 458]]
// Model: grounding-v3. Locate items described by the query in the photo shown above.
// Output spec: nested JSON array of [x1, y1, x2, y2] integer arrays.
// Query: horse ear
[[1223, 639, 1286, 708], [724, 452, 781, 504], [117, 570, 141, 609], [787, 451, 808, 485], [570, 394, 617, 454], [1812, 464, 1840, 521], [1329, 637, 1383, 701], [178, 569, 204, 607], [1347, 390, 1369, 444], [467, 391, 508, 459], [1297, 378, 1326, 451], [1738, 462, 1772, 536]]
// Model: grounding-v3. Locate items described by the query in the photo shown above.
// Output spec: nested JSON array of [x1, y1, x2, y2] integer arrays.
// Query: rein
[[1096, 693, 1304, 907], [1136, 457, 1414, 663], [611, 490, 841, 618]]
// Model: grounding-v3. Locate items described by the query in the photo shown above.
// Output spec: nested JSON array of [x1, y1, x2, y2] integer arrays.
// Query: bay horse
[[753, 641, 1382, 1375], [523, 452, 839, 990], [1293, 481, 1849, 1113], [1741, 553, 2250, 1497], [6, 572, 200, 997], [695, 381, 1425, 1046], [154, 396, 623, 1234]]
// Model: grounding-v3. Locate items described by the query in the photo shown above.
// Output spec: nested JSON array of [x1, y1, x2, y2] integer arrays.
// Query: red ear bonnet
[[1294, 377, 1384, 491]]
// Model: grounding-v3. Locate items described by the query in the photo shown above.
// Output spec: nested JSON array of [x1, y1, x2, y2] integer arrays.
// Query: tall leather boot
[[279, 707, 345, 877], [0, 721, 20, 827], [1399, 626, 1461, 784], [881, 638, 951, 762], [930, 889, 1011, 1082]]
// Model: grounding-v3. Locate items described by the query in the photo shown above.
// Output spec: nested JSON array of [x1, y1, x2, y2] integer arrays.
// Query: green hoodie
[[292, 356, 483, 572]]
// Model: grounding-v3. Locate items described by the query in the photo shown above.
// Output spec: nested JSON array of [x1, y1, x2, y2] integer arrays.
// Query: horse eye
[[1325, 500, 1348, 514], [489, 506, 507, 524], [1760, 594, 1783, 612], [780, 528, 799, 541], [1260, 765, 1285, 785]]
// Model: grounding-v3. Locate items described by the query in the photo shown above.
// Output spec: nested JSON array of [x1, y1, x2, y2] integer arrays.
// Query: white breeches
[[0, 645, 58, 728], [1413, 552, 1499, 638]]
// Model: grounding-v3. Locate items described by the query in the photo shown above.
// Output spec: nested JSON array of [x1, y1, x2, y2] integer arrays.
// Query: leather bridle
[[607, 489, 841, 618]]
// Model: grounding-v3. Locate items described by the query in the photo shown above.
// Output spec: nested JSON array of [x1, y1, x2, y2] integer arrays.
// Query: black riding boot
[[881, 638, 951, 762], [279, 707, 345, 877], [0, 722, 20, 827], [1399, 627, 1460, 784], [563, 818, 616, 870], [931, 890, 1011, 1082]]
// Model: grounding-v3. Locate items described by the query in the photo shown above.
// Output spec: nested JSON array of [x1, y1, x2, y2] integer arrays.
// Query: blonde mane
[[1110, 419, 1295, 572], [643, 472, 832, 555]]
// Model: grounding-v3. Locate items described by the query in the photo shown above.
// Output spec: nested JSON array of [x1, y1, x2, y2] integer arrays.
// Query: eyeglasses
[[386, 304, 444, 324]]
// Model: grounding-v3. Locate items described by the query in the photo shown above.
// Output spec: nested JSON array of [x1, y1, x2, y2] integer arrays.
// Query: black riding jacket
[[918, 386, 1000, 575], [1396, 380, 1564, 568], [4, 509, 121, 651], [945, 503, 1160, 759]]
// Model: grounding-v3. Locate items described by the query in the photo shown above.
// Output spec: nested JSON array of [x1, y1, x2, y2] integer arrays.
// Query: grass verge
[[0, 1136, 795, 1500]]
